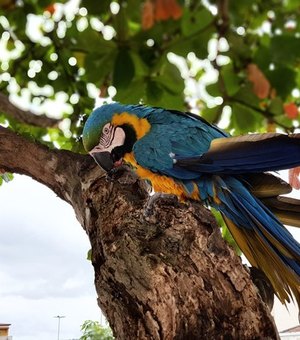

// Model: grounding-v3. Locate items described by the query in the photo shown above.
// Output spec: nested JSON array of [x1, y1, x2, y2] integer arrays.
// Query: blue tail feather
[[199, 175, 300, 304]]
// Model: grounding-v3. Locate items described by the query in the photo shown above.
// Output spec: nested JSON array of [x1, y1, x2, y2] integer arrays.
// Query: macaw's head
[[82, 103, 150, 172]]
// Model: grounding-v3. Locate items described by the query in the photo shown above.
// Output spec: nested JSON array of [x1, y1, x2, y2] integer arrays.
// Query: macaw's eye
[[103, 126, 110, 134]]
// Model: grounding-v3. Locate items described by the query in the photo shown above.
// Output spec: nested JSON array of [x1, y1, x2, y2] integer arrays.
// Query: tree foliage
[[80, 320, 114, 340], [1, 0, 300, 156]]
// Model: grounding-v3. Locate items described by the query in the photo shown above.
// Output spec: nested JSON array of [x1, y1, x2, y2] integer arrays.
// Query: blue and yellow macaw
[[82, 102, 300, 307]]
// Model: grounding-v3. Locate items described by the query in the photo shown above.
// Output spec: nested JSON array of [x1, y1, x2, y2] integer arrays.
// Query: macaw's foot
[[144, 192, 179, 217], [105, 166, 150, 201], [106, 164, 133, 182]]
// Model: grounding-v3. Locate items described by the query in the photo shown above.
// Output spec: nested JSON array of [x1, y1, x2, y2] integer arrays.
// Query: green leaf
[[231, 102, 262, 134], [181, 7, 213, 36], [270, 35, 300, 65], [170, 28, 213, 59], [150, 90, 184, 110], [284, 0, 300, 10], [0, 173, 13, 185], [86, 249, 92, 261], [156, 62, 184, 95], [85, 50, 117, 85], [80, 320, 114, 340], [267, 66, 296, 99], [113, 49, 135, 89], [232, 84, 260, 109], [274, 114, 294, 129], [130, 52, 149, 77], [146, 80, 163, 102], [201, 106, 221, 123], [114, 6, 129, 41], [206, 82, 221, 97], [210, 207, 241, 255], [220, 63, 240, 96], [114, 78, 145, 104], [37, 0, 55, 8], [253, 44, 271, 71], [74, 27, 116, 54], [225, 32, 251, 62], [0, 114, 7, 124], [222, 225, 242, 256], [8, 7, 29, 31], [81, 0, 110, 15], [269, 97, 284, 116]]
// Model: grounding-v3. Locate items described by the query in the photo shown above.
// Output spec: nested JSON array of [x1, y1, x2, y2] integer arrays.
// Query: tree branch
[[0, 92, 60, 128], [0, 126, 95, 205], [217, 0, 229, 36]]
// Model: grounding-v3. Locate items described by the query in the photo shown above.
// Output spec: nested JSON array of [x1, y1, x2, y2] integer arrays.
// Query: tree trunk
[[0, 126, 279, 339], [80, 169, 278, 339]]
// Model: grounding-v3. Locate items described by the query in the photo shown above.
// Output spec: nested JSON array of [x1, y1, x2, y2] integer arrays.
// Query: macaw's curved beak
[[92, 151, 114, 172]]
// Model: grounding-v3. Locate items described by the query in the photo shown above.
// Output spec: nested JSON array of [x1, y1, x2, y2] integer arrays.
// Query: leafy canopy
[[1, 0, 300, 154]]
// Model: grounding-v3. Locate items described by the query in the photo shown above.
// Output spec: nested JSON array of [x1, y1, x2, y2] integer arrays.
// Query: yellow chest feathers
[[123, 152, 199, 200]]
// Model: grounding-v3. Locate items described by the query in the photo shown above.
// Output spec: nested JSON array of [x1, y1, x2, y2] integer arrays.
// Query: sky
[[0, 174, 299, 339], [0, 175, 103, 340]]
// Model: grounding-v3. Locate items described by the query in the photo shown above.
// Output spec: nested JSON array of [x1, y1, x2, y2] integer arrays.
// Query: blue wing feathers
[[132, 105, 300, 175], [176, 134, 300, 174]]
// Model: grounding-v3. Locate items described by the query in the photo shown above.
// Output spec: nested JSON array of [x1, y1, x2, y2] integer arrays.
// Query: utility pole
[[54, 315, 65, 340]]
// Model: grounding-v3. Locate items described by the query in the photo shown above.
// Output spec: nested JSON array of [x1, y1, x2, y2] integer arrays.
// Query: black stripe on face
[[100, 124, 115, 148], [111, 124, 137, 161]]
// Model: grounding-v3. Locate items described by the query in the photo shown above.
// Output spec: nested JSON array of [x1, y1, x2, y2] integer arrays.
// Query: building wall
[[280, 333, 300, 340]]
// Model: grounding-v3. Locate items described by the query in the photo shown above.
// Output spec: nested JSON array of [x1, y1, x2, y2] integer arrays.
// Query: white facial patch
[[113, 127, 126, 148], [89, 124, 126, 155]]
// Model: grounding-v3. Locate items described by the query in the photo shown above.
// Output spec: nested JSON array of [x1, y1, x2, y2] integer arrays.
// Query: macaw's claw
[[105, 165, 132, 182], [106, 165, 143, 188], [144, 192, 178, 217]]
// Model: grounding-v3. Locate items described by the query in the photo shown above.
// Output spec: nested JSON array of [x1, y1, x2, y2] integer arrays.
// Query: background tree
[[80, 320, 114, 340], [1, 0, 299, 338]]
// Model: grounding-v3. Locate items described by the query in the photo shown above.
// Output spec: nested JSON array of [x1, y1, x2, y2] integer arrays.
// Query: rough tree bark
[[0, 125, 279, 339]]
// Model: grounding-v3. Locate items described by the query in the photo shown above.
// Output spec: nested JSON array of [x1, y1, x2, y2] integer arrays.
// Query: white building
[[0, 324, 12, 340], [280, 325, 300, 340]]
